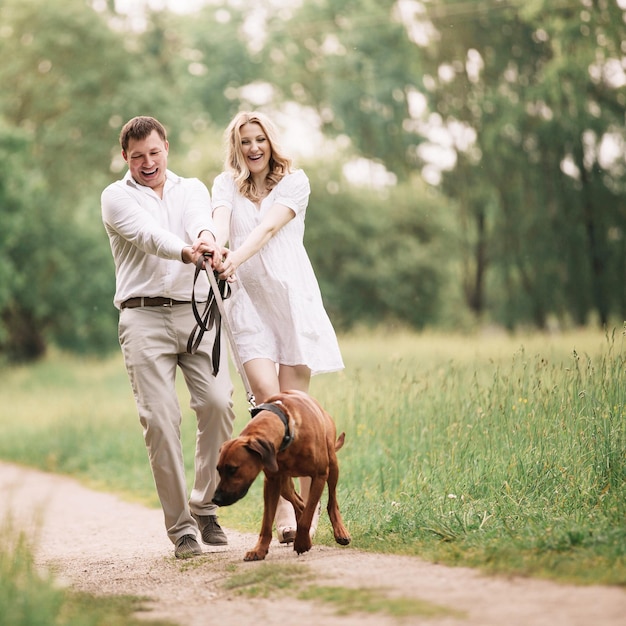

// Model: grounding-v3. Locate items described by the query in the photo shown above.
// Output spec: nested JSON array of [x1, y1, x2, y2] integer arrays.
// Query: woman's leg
[[243, 361, 317, 542], [278, 364, 311, 394], [274, 364, 313, 541], [243, 358, 280, 403], [242, 359, 296, 541]]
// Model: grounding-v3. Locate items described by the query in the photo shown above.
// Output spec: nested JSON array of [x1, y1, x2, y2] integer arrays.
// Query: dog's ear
[[245, 438, 279, 473]]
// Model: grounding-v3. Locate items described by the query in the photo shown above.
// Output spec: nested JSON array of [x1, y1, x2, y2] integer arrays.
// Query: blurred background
[[1, 0, 625, 363]]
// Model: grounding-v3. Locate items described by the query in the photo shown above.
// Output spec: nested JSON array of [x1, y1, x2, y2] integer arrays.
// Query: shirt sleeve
[[182, 177, 216, 241], [101, 182, 186, 261], [274, 170, 310, 216]]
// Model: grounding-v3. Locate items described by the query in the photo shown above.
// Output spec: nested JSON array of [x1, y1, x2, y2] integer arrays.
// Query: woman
[[212, 111, 344, 543]]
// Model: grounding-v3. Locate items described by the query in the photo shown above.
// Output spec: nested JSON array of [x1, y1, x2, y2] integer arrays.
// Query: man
[[101, 116, 235, 559]]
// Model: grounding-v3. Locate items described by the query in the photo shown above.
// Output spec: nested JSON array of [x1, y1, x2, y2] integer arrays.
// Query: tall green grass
[[323, 329, 625, 584], [0, 525, 64, 626], [0, 519, 172, 626], [1, 327, 624, 585]]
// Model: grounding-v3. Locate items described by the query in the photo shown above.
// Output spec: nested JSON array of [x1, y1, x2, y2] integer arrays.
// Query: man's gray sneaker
[[192, 513, 228, 546], [175, 534, 202, 559]]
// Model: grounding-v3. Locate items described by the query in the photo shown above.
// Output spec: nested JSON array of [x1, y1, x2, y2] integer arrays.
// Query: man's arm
[[185, 229, 227, 271]]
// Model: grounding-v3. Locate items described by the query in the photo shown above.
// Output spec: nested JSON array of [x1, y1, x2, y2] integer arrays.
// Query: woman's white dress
[[212, 169, 344, 376]]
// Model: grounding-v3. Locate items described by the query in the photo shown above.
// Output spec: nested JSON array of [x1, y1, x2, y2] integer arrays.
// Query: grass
[[0, 520, 175, 626], [1, 326, 625, 592], [298, 585, 464, 619], [222, 562, 312, 597], [222, 561, 463, 619]]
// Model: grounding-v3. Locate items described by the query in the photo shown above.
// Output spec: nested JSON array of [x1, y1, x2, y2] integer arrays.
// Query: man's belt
[[120, 297, 190, 309]]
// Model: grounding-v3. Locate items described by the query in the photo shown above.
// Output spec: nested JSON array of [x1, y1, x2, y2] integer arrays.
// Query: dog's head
[[212, 436, 279, 506]]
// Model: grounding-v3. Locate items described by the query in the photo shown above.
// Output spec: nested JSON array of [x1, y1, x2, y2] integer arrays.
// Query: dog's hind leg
[[280, 476, 305, 520], [326, 455, 351, 547]]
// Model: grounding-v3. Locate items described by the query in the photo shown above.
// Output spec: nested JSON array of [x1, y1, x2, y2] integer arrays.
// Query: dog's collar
[[249, 401, 294, 451]]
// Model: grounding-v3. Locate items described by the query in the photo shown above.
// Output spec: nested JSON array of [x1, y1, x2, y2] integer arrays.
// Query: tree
[[0, 123, 118, 361], [262, 0, 425, 180], [0, 126, 47, 360], [304, 162, 459, 330], [174, 3, 263, 129], [0, 0, 175, 361], [419, 0, 626, 327]]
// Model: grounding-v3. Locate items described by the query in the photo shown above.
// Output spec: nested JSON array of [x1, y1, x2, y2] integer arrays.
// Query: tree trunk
[[2, 305, 47, 362]]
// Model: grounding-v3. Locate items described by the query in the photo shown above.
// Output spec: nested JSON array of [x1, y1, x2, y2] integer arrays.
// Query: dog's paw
[[335, 535, 351, 546], [293, 535, 312, 555], [243, 550, 267, 561]]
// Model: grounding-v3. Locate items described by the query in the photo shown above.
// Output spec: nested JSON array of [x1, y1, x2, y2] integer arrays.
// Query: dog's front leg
[[244, 475, 281, 561], [293, 475, 325, 555]]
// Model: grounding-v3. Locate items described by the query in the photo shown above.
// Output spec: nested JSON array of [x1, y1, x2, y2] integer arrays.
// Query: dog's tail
[[335, 432, 346, 451]]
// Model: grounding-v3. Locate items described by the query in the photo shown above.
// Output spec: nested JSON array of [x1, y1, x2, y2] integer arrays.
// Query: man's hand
[[187, 230, 227, 271]]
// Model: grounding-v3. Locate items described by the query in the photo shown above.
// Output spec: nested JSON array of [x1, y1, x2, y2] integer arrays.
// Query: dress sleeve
[[211, 172, 236, 213], [275, 170, 310, 216]]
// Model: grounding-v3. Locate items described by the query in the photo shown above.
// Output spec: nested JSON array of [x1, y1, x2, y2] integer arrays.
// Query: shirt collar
[[123, 169, 181, 192]]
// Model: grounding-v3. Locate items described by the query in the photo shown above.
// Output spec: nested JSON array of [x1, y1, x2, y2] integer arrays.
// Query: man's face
[[123, 130, 169, 195]]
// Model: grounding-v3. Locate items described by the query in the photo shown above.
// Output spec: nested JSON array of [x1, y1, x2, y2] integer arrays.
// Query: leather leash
[[189, 257, 291, 441], [187, 255, 256, 408]]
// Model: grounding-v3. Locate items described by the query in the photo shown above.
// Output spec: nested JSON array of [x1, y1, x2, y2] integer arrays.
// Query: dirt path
[[2, 461, 624, 626]]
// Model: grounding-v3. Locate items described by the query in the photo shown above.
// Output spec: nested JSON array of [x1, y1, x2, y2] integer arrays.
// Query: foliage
[[0, 529, 64, 626], [0, 126, 44, 358], [304, 163, 460, 329], [0, 0, 159, 201], [1, 328, 624, 585], [0, 0, 171, 360], [419, 0, 626, 327], [262, 0, 424, 180], [1, 0, 625, 361], [0, 122, 119, 361], [170, 3, 262, 129]]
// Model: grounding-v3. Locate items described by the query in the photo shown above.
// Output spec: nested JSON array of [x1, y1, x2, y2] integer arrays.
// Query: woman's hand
[[218, 248, 240, 283], [217, 248, 239, 282]]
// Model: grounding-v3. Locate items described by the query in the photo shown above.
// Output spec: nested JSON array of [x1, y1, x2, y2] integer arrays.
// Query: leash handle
[[186, 257, 225, 377], [200, 255, 257, 408]]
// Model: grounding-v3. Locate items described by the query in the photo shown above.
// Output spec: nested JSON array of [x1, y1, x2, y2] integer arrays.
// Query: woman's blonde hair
[[224, 111, 292, 202]]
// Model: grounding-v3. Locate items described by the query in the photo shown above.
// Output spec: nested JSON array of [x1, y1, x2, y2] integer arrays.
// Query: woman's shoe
[[277, 526, 296, 544]]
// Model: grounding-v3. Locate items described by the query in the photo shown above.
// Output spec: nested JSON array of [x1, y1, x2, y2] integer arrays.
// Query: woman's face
[[239, 122, 271, 177]]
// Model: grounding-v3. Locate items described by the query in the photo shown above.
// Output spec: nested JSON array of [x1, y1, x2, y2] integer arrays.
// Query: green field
[[1, 327, 624, 588]]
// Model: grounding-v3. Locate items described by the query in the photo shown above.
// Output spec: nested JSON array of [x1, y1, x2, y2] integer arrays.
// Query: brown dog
[[212, 389, 351, 561]]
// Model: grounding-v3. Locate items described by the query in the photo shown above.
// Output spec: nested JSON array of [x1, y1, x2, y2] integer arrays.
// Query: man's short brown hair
[[119, 116, 167, 153]]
